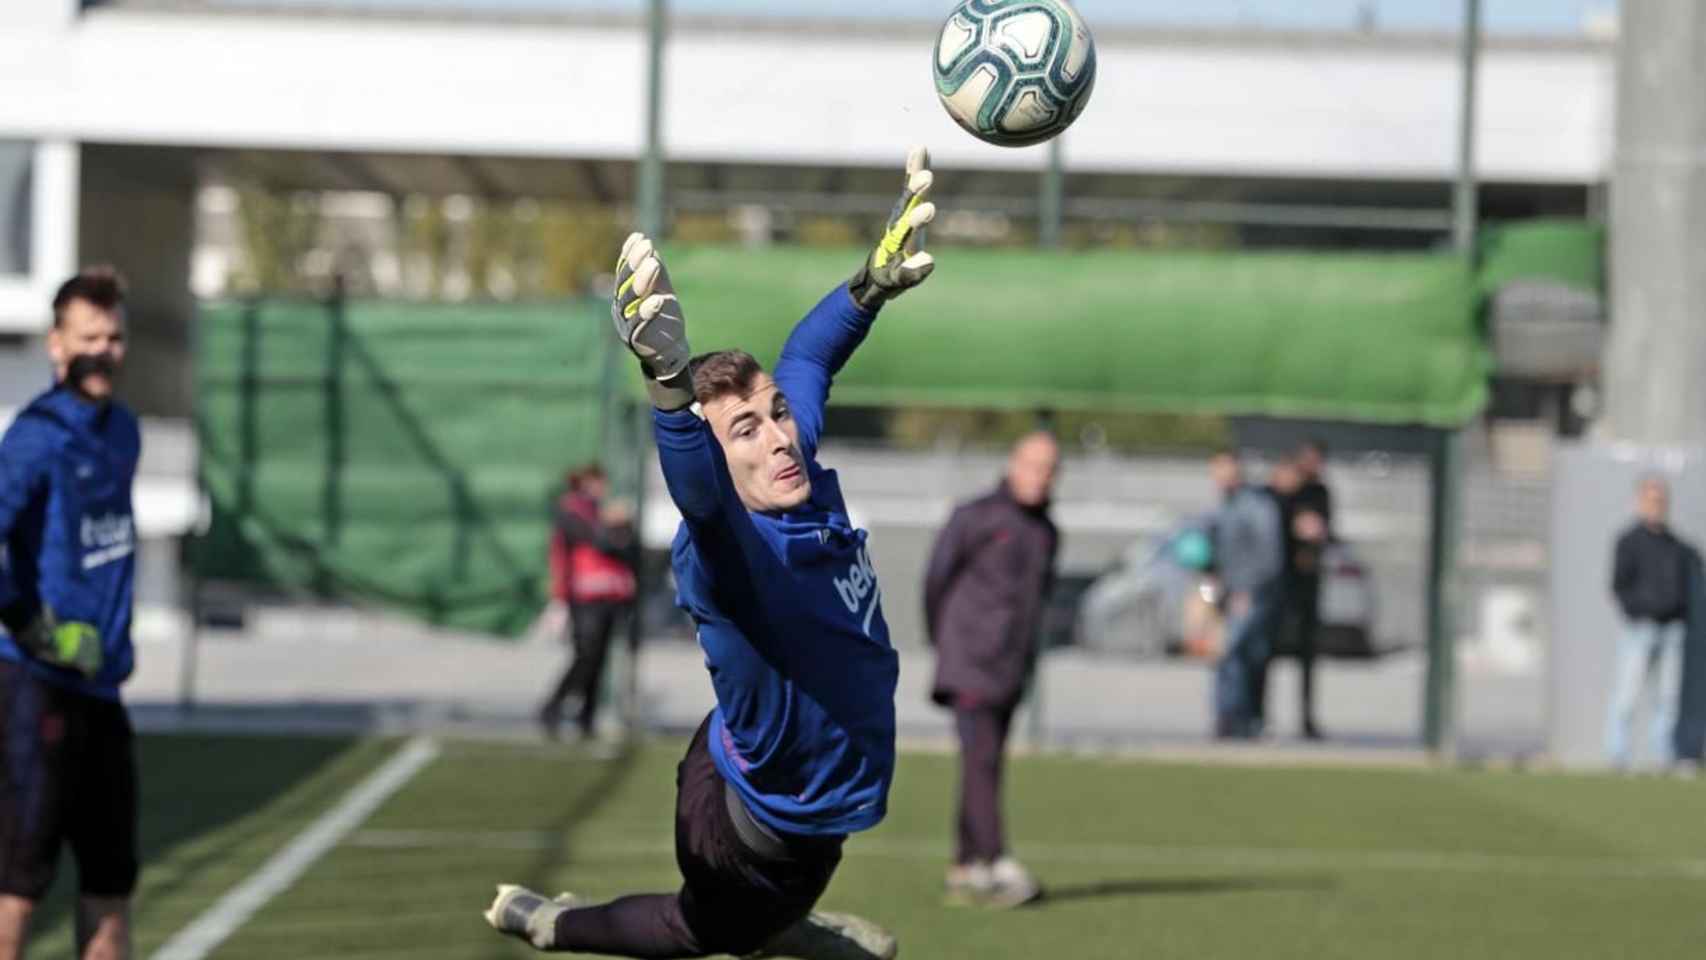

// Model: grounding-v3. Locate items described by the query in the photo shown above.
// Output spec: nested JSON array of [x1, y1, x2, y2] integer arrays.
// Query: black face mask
[[63, 353, 118, 391]]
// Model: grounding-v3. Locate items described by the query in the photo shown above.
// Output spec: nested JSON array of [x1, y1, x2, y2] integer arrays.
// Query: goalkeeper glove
[[848, 146, 938, 311], [10, 605, 102, 678], [484, 884, 582, 951], [611, 233, 694, 411]]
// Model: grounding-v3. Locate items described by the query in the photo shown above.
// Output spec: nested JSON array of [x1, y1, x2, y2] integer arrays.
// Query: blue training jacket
[[0, 385, 141, 701], [659, 283, 900, 837]]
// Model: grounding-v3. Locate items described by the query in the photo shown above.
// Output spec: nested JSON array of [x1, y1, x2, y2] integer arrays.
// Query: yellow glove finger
[[618, 232, 648, 272], [876, 200, 936, 268], [622, 257, 664, 319]]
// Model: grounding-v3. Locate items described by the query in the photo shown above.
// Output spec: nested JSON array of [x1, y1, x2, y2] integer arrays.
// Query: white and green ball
[[933, 0, 1098, 148]]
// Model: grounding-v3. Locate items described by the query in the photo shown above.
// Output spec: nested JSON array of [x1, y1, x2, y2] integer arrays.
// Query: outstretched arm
[[772, 286, 876, 460], [607, 235, 783, 624], [775, 146, 938, 456]]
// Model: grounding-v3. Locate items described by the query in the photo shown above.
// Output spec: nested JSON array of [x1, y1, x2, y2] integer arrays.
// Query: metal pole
[[1423, 429, 1462, 757], [623, 398, 648, 736], [1452, 0, 1482, 256], [1040, 136, 1065, 249], [638, 0, 668, 239], [179, 302, 208, 715], [1602, 0, 1706, 448]]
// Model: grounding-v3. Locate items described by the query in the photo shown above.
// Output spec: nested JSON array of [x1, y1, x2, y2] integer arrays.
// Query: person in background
[[1208, 450, 1286, 740], [1608, 475, 1692, 771], [1289, 439, 1332, 739], [924, 431, 1061, 909], [539, 464, 637, 743], [1257, 451, 1330, 740]]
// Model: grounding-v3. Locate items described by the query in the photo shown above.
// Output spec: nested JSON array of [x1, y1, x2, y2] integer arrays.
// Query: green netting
[[652, 244, 1491, 427], [194, 225, 1595, 634], [194, 297, 633, 637], [1478, 219, 1605, 297]]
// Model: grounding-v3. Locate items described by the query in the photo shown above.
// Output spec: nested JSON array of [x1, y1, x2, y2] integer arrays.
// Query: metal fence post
[[1424, 428, 1462, 757]]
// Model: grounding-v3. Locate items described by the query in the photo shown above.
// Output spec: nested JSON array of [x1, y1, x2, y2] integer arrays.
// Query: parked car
[[1074, 519, 1381, 660]]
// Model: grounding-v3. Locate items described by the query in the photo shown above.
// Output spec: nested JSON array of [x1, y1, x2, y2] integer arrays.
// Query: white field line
[[150, 737, 441, 960], [346, 828, 1706, 882]]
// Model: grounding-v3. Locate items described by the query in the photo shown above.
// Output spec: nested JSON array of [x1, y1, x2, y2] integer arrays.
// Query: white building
[[0, 0, 1613, 643]]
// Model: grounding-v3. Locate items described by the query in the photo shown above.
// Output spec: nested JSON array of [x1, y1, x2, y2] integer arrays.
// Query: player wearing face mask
[[0, 267, 143, 960]]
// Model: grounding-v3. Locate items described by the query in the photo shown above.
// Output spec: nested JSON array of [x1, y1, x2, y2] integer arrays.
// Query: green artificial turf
[[25, 734, 1706, 959]]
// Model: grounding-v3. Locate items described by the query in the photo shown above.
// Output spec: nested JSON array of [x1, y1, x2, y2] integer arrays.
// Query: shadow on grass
[[28, 732, 357, 952], [1040, 872, 1338, 905]]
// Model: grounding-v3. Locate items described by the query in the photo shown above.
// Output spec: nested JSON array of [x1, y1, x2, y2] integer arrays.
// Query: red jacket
[[549, 492, 636, 605]]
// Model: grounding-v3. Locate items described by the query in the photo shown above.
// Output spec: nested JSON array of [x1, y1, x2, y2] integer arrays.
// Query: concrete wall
[[0, 4, 1611, 183], [1603, 1, 1706, 450]]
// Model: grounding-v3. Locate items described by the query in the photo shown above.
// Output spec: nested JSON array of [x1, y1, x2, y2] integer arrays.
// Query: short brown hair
[[568, 463, 606, 493], [689, 350, 764, 406], [52, 266, 127, 328]]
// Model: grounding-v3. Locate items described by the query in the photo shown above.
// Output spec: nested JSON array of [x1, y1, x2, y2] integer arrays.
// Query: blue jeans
[[1605, 618, 1685, 768], [1216, 584, 1281, 737]]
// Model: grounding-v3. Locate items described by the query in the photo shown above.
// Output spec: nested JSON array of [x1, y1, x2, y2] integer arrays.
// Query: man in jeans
[[1608, 475, 1693, 770], [1209, 451, 1285, 740]]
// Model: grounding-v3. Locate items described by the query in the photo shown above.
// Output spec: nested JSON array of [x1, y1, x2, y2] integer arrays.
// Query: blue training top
[[0, 385, 141, 701], [659, 283, 899, 837]]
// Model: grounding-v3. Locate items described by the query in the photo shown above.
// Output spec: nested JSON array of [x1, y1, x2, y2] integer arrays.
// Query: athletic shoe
[[538, 705, 563, 742], [484, 885, 583, 949], [750, 910, 898, 960], [944, 861, 993, 907], [985, 857, 1043, 909]]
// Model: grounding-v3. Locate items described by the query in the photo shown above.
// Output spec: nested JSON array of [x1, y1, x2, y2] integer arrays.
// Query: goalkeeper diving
[[483, 148, 937, 958]]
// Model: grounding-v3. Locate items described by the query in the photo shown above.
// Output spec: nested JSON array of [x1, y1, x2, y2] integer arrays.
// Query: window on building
[[0, 142, 30, 278]]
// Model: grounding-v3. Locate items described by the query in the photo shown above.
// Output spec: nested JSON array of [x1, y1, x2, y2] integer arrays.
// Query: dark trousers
[[553, 716, 843, 958], [0, 660, 139, 900], [1255, 586, 1320, 733], [953, 702, 1016, 865], [543, 600, 628, 735]]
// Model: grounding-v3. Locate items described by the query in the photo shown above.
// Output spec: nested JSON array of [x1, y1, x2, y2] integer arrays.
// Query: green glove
[[848, 146, 938, 312], [611, 233, 694, 411], [483, 884, 582, 950], [20, 607, 102, 678]]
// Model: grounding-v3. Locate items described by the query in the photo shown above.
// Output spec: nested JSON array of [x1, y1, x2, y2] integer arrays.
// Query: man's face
[[48, 299, 127, 403], [1297, 444, 1324, 479], [1638, 480, 1669, 527], [1270, 461, 1302, 495], [1007, 434, 1060, 508], [582, 475, 608, 501], [1210, 454, 1242, 494], [702, 372, 811, 514]]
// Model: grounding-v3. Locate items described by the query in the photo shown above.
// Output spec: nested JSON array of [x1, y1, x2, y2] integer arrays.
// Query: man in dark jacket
[[924, 432, 1060, 909], [1258, 443, 1331, 740], [1608, 475, 1693, 770]]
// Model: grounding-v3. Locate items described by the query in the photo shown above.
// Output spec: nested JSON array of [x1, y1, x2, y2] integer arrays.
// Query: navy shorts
[[0, 659, 139, 900], [674, 716, 844, 955]]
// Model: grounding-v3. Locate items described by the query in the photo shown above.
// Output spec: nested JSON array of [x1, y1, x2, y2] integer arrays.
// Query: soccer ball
[[933, 0, 1098, 148]]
